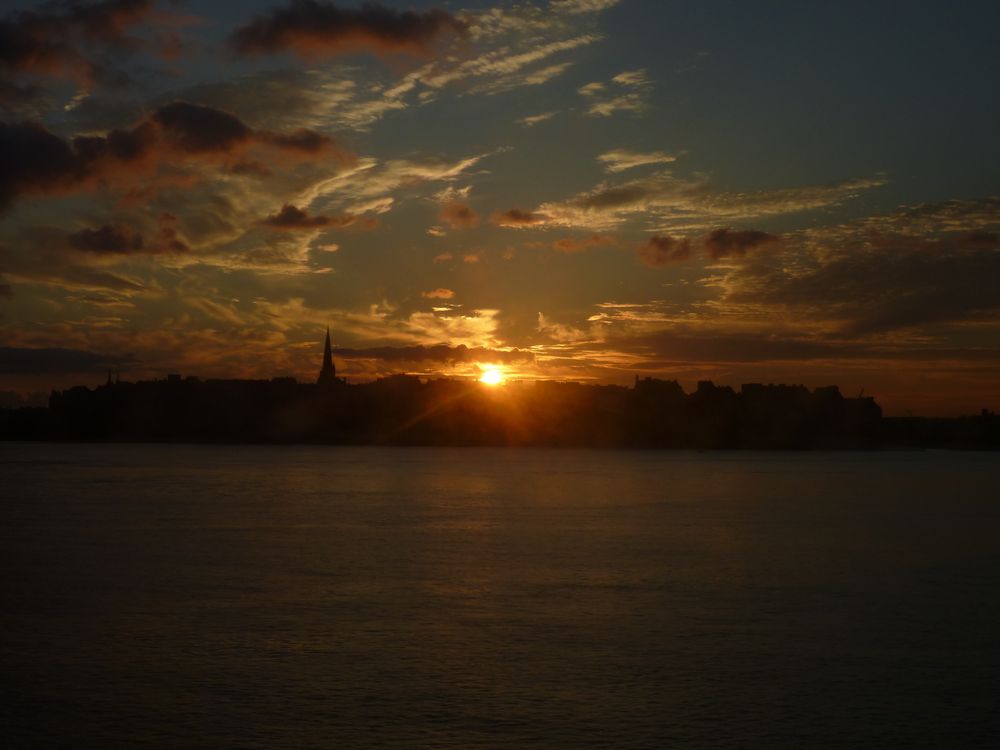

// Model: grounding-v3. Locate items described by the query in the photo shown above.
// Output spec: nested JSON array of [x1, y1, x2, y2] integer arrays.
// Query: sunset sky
[[1, 0, 998, 415]]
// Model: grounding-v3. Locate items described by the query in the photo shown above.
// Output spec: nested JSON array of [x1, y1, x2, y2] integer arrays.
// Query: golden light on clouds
[[0, 0, 996, 417]]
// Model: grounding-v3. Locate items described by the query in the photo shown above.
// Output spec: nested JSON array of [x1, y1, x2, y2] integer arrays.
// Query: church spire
[[317, 326, 337, 386]]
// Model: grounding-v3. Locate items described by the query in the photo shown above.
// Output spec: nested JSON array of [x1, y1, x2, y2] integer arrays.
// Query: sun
[[479, 365, 505, 386]]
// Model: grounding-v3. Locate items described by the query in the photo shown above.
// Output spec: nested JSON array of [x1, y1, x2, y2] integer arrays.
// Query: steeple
[[317, 326, 337, 386]]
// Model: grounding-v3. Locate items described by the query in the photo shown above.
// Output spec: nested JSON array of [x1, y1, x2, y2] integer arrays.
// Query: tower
[[317, 327, 337, 386]]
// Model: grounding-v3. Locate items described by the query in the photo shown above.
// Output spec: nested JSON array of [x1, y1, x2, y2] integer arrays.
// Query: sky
[[1, 0, 998, 415]]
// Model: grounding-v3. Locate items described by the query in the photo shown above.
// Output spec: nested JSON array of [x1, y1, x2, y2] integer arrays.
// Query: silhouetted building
[[12, 331, 998, 448], [317, 327, 337, 387]]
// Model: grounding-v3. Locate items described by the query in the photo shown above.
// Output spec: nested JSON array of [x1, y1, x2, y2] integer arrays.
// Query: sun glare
[[479, 366, 505, 386]]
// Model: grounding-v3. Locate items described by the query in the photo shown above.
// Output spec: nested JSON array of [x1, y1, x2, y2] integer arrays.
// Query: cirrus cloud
[[532, 171, 887, 230], [597, 148, 677, 173]]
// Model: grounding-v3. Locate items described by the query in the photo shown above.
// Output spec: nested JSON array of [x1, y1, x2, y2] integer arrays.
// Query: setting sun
[[479, 366, 505, 386]]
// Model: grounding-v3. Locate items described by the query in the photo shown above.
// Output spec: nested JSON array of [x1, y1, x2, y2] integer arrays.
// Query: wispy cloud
[[517, 111, 559, 127], [550, 0, 623, 14], [417, 34, 600, 92], [296, 152, 493, 216], [465, 0, 617, 39], [579, 68, 652, 117], [473, 61, 575, 95], [597, 148, 678, 173], [529, 172, 887, 230]]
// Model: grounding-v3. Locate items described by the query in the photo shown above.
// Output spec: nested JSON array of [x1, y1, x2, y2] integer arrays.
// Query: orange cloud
[[0, 0, 156, 88], [552, 234, 614, 253], [229, 1, 467, 61], [637, 235, 691, 266], [440, 201, 479, 229], [492, 208, 550, 227], [422, 288, 455, 300]]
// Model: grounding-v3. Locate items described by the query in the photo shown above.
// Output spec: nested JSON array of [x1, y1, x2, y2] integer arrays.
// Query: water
[[2, 444, 999, 748]]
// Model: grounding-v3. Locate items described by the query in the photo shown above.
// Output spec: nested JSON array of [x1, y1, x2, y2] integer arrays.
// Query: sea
[[2, 444, 999, 748]]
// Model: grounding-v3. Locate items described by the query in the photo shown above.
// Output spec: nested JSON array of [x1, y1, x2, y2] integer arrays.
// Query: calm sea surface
[[2, 444, 999, 748]]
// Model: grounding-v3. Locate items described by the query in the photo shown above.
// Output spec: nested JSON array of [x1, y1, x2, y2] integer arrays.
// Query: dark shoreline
[[3, 376, 997, 450]]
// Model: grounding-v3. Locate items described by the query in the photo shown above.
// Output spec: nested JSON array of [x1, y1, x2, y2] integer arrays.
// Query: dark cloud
[[334, 344, 533, 364], [440, 201, 479, 229], [614, 326, 1000, 367], [261, 127, 336, 154], [857, 197, 1000, 235], [704, 228, 780, 260], [71, 120, 158, 164], [492, 208, 550, 227], [0, 121, 83, 211], [0, 346, 137, 374], [151, 101, 253, 154], [552, 234, 614, 254], [135, 68, 326, 133], [778, 232, 999, 333], [964, 230, 1000, 246], [261, 204, 330, 229], [0, 104, 348, 212], [724, 230, 1000, 334], [0, 279, 11, 298], [68, 224, 144, 253], [155, 29, 185, 61], [637, 235, 691, 266], [229, 0, 466, 61], [260, 204, 361, 230], [0, 80, 45, 112], [65, 219, 189, 255], [627, 329, 861, 363], [0, 0, 154, 88]]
